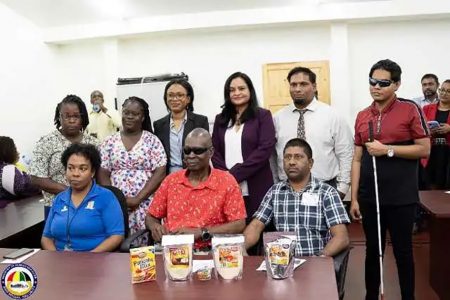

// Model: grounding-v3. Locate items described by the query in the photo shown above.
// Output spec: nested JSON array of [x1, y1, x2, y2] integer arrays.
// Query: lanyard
[[65, 204, 81, 250]]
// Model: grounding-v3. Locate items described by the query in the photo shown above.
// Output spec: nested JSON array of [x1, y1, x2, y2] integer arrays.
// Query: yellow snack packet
[[130, 246, 156, 284]]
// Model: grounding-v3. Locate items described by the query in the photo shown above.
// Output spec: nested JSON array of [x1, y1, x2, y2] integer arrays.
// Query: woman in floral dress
[[98, 97, 166, 245]]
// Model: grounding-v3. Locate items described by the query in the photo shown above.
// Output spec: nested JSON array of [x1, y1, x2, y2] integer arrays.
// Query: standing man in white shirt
[[86, 90, 122, 141], [412, 74, 440, 108], [272, 67, 353, 199]]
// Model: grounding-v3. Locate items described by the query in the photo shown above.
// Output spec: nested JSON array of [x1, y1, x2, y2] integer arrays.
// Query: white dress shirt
[[224, 124, 249, 196], [272, 99, 353, 195]]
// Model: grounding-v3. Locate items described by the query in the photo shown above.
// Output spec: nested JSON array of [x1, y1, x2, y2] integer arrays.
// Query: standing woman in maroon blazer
[[212, 72, 276, 222]]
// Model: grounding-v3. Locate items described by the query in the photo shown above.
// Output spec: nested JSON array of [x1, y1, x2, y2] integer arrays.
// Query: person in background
[[147, 128, 246, 251], [0, 136, 40, 208], [272, 67, 353, 200], [212, 72, 276, 222], [154, 79, 209, 174], [30, 95, 99, 218], [422, 79, 450, 189], [98, 96, 166, 246], [412, 74, 440, 108], [350, 59, 430, 300], [86, 90, 121, 141], [41, 143, 124, 252]]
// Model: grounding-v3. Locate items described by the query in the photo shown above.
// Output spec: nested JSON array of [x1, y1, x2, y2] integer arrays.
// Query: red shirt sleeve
[[408, 105, 429, 139], [222, 175, 247, 222], [354, 111, 364, 146], [148, 177, 169, 218]]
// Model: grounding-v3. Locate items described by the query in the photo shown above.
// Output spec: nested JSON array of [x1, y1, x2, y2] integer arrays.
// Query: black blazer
[[153, 111, 209, 174]]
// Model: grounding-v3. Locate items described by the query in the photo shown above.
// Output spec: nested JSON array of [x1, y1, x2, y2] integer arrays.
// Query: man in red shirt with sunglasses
[[350, 59, 430, 300], [146, 128, 246, 250]]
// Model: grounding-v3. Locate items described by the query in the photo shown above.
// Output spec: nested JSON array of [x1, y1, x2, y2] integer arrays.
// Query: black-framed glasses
[[183, 147, 210, 155], [369, 77, 393, 88]]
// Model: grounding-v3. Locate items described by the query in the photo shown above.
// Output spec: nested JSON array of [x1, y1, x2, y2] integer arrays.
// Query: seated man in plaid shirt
[[244, 138, 350, 257]]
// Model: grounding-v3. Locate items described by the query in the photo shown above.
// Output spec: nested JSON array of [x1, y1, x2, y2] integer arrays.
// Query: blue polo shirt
[[42, 181, 125, 251]]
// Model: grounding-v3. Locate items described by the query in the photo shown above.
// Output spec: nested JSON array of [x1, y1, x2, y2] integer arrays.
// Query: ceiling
[[0, 0, 300, 28], [0, 0, 378, 28]]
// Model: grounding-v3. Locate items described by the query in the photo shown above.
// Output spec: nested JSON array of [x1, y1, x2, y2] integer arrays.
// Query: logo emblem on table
[[1, 263, 38, 299]]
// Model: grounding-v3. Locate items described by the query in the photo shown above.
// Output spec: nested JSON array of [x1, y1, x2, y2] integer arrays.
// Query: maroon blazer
[[211, 108, 276, 219]]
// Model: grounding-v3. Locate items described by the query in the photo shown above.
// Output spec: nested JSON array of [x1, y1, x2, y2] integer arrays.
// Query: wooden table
[[419, 190, 450, 300], [0, 249, 339, 300], [0, 195, 44, 248]]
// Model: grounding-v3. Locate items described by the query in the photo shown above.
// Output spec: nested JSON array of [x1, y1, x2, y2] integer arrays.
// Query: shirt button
[[295, 209, 299, 212]]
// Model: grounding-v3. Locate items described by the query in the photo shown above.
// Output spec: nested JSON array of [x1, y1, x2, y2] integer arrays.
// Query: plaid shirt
[[254, 176, 350, 256]]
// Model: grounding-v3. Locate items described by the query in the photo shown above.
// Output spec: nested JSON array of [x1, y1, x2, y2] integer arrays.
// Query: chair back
[[101, 185, 129, 239]]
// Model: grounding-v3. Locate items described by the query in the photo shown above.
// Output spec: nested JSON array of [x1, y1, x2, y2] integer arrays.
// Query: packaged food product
[[130, 246, 156, 284], [264, 237, 296, 279], [196, 267, 212, 281], [212, 235, 244, 280], [162, 234, 194, 281]]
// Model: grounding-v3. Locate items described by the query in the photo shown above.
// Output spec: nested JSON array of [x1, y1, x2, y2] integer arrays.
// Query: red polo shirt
[[354, 97, 429, 206], [148, 168, 246, 247]]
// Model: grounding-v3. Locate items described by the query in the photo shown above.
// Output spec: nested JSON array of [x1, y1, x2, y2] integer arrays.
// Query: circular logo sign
[[1, 263, 38, 299]]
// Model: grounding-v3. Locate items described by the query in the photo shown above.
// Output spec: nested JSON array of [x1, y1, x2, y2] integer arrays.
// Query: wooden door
[[262, 61, 330, 113]]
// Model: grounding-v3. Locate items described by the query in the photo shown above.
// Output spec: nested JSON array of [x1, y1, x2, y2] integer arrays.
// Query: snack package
[[264, 237, 296, 279], [212, 235, 244, 280], [130, 246, 156, 284], [161, 234, 194, 281]]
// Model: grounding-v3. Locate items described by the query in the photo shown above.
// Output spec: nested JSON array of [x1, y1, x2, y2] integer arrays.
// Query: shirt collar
[[170, 112, 188, 128], [178, 167, 218, 190], [369, 95, 398, 115], [290, 98, 319, 113], [60, 180, 99, 207], [281, 175, 318, 193]]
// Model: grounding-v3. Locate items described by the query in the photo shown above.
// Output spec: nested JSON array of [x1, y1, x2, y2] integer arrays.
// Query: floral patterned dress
[[100, 131, 167, 245]]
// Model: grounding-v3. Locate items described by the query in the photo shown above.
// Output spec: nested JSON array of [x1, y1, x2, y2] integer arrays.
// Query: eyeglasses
[[369, 77, 393, 88], [438, 88, 450, 95], [183, 147, 210, 155], [60, 114, 82, 121], [167, 93, 187, 99]]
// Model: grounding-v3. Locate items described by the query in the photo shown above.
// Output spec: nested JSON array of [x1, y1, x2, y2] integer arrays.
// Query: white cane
[[369, 121, 385, 300]]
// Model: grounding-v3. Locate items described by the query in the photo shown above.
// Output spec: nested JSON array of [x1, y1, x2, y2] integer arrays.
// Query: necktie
[[297, 109, 307, 140]]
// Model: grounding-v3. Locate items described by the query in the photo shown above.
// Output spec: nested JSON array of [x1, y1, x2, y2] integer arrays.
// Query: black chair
[[261, 231, 351, 300], [101, 185, 131, 252]]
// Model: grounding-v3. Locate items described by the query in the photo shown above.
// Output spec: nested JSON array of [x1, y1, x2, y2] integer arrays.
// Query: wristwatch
[[387, 147, 395, 158], [201, 228, 211, 241]]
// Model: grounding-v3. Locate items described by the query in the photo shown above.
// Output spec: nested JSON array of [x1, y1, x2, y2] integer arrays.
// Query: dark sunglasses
[[183, 147, 210, 155], [369, 77, 393, 88]]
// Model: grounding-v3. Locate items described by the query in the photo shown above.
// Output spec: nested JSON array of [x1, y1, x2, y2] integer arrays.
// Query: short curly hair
[[0, 136, 18, 164], [61, 143, 101, 173]]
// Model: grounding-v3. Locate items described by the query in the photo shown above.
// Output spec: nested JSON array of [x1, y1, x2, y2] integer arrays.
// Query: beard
[[293, 98, 307, 106]]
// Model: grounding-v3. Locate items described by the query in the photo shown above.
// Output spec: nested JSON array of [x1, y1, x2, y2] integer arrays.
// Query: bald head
[[185, 128, 212, 148]]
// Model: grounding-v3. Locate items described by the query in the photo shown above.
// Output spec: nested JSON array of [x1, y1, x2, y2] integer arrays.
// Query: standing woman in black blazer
[[154, 79, 209, 174]]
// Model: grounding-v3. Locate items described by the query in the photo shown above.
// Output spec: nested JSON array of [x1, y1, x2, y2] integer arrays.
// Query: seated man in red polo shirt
[[146, 128, 246, 250]]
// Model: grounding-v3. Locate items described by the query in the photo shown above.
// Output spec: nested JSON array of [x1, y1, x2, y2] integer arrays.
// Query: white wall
[[0, 3, 56, 155], [117, 24, 330, 121], [348, 19, 450, 120]]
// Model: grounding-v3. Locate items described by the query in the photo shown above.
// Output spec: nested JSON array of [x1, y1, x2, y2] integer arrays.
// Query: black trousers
[[359, 202, 416, 300]]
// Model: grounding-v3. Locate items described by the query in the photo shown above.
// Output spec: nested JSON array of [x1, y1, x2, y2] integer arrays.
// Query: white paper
[[445, 191, 450, 194], [192, 260, 214, 272], [1, 249, 40, 264], [256, 258, 306, 271], [161, 234, 194, 246], [211, 234, 245, 246]]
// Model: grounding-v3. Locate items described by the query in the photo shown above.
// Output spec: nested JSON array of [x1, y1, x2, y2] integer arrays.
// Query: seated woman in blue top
[[41, 143, 124, 252]]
